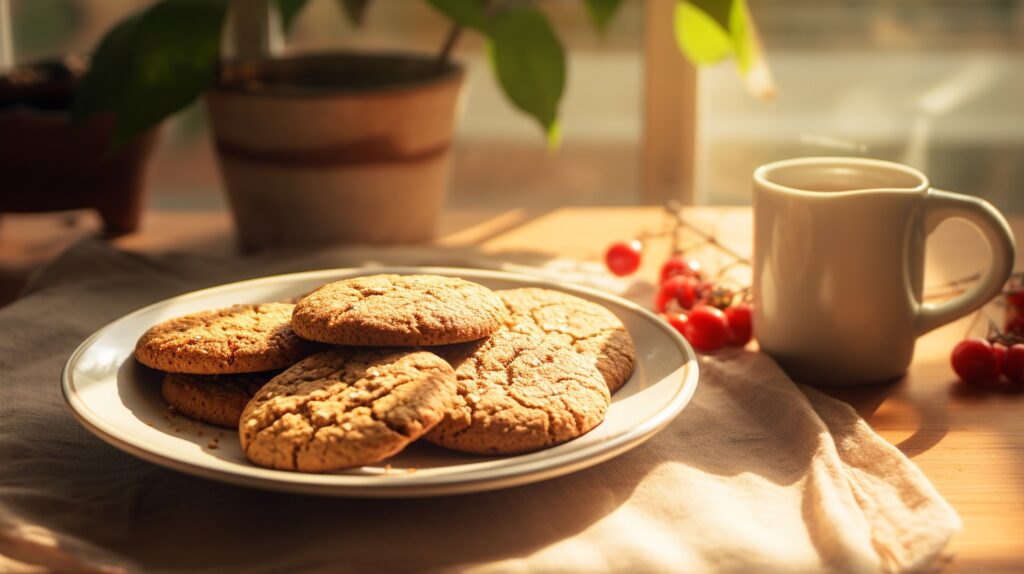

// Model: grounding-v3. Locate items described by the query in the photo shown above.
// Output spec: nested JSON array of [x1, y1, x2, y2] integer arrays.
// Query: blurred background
[[7, 0, 1024, 212]]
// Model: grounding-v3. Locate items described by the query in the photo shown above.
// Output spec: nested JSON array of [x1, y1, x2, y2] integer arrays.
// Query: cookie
[[425, 329, 611, 455], [135, 303, 319, 374], [499, 288, 636, 393], [240, 348, 457, 472], [291, 274, 509, 346], [161, 372, 272, 429]]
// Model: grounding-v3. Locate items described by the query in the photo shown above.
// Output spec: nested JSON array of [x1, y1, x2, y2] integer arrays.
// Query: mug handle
[[914, 189, 1016, 336]]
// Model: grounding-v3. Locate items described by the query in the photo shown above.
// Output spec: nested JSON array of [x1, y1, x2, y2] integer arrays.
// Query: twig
[[675, 211, 750, 265], [663, 201, 752, 265], [437, 24, 462, 66], [965, 309, 986, 339], [665, 201, 682, 254], [924, 272, 982, 291], [924, 288, 969, 302], [713, 260, 749, 283]]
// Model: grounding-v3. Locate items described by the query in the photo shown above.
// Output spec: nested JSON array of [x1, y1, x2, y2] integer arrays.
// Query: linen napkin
[[0, 239, 960, 574]]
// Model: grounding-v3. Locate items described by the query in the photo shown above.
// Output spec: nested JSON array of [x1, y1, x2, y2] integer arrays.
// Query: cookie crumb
[[384, 464, 392, 473], [207, 440, 219, 450], [145, 420, 154, 427], [407, 467, 417, 474]]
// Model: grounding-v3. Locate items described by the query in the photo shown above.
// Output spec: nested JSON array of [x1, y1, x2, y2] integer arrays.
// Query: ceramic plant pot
[[205, 53, 465, 250], [0, 59, 159, 234]]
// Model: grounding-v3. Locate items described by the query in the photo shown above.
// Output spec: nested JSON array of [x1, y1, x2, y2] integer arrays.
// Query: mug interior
[[756, 158, 927, 195]]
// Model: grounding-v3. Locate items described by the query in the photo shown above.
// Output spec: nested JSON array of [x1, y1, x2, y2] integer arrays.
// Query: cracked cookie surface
[[240, 348, 456, 472], [162, 372, 273, 429], [425, 329, 610, 455], [135, 303, 320, 374], [291, 274, 509, 346], [499, 288, 636, 393]]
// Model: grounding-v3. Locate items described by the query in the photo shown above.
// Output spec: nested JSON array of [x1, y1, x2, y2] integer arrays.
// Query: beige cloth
[[0, 240, 959, 573]]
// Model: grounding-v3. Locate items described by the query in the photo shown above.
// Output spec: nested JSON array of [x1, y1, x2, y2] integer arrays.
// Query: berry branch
[[949, 272, 1024, 389], [603, 202, 752, 352], [663, 201, 752, 270]]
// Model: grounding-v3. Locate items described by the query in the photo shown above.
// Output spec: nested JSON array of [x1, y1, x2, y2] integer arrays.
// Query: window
[[698, 0, 1024, 212], [7, 0, 1021, 211]]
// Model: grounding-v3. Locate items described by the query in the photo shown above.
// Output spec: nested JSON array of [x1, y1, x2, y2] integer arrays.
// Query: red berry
[[655, 275, 700, 312], [1007, 289, 1024, 308], [1002, 344, 1024, 383], [950, 337, 997, 383], [724, 304, 753, 346], [659, 312, 688, 335], [683, 305, 729, 351], [659, 255, 702, 284], [1006, 315, 1024, 337], [993, 342, 1007, 373], [605, 240, 643, 276]]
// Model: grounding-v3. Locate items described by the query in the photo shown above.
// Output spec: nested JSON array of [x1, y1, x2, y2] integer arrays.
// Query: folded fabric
[[0, 239, 959, 573]]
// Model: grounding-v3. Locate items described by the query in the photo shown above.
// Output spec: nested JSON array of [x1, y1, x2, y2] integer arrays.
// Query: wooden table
[[2, 206, 1021, 573]]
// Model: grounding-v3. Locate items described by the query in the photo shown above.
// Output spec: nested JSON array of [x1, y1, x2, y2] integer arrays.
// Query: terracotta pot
[[0, 60, 159, 234], [205, 53, 465, 250]]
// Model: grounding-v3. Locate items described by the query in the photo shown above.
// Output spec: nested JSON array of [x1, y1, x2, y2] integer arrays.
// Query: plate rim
[[62, 266, 699, 497]]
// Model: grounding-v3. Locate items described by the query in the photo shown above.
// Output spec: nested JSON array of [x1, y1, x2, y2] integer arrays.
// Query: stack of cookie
[[134, 274, 636, 473]]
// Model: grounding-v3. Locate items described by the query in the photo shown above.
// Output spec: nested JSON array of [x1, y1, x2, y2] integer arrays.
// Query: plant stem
[[437, 24, 462, 66]]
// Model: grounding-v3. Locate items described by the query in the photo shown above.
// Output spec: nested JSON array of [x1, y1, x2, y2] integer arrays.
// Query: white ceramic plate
[[62, 267, 698, 497]]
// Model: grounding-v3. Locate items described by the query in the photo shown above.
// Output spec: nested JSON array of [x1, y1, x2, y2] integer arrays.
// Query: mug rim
[[754, 156, 929, 197]]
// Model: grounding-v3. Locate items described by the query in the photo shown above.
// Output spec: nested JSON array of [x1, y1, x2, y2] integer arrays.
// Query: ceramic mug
[[752, 157, 1016, 385]]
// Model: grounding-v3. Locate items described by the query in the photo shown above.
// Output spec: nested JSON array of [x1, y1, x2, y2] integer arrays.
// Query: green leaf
[[729, 0, 774, 97], [673, 0, 733, 65], [484, 8, 566, 146], [674, 0, 774, 98], [583, 0, 623, 32], [425, 0, 487, 30], [689, 0, 731, 29], [71, 11, 142, 125], [338, 0, 370, 25], [276, 0, 309, 32], [728, 0, 755, 72], [73, 0, 229, 146]]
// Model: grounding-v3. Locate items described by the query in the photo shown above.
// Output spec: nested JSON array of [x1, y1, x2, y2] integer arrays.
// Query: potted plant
[[0, 57, 159, 234], [73, 0, 770, 249]]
